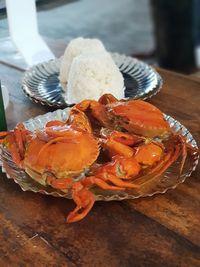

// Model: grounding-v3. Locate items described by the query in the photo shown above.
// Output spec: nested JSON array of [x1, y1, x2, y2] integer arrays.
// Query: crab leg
[[103, 138, 134, 157], [137, 138, 184, 183], [102, 174, 140, 188], [82, 176, 125, 191], [45, 176, 95, 223], [0, 123, 30, 168], [45, 120, 66, 128], [66, 169, 139, 223], [46, 176, 74, 189], [46, 174, 123, 223], [4, 134, 24, 167], [177, 134, 188, 174], [14, 123, 29, 158], [66, 173, 128, 223], [67, 183, 95, 223], [107, 131, 144, 146]]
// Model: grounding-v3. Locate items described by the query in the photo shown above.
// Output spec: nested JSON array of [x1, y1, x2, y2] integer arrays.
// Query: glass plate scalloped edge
[[0, 108, 199, 201], [21, 53, 163, 108]]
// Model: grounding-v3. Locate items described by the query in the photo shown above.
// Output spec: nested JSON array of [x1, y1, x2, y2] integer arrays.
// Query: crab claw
[[14, 123, 29, 159], [74, 99, 110, 127], [102, 138, 134, 158], [91, 155, 141, 187], [4, 134, 24, 167], [67, 108, 92, 133], [67, 182, 95, 223], [134, 142, 163, 166], [0, 123, 30, 168], [100, 129, 144, 158]]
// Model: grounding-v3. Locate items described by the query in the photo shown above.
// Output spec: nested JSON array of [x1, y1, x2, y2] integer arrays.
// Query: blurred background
[[0, 0, 200, 74]]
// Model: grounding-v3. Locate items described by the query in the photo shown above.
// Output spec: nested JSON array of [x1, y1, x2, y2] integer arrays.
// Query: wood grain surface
[[0, 62, 200, 267]]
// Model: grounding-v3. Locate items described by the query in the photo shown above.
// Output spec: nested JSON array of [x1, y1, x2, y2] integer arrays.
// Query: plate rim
[[0, 108, 199, 201]]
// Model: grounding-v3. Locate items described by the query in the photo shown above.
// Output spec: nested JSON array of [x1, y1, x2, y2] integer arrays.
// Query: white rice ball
[[59, 37, 106, 90], [65, 52, 124, 104]]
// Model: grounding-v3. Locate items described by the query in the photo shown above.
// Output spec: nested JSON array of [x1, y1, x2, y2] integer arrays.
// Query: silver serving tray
[[21, 53, 162, 108], [0, 108, 198, 201]]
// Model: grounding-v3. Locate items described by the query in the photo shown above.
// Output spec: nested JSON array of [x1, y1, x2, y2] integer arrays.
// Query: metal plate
[[21, 53, 162, 108], [0, 108, 198, 201]]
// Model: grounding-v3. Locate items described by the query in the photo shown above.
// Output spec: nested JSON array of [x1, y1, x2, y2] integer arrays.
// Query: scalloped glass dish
[[21, 53, 163, 108], [0, 108, 199, 201]]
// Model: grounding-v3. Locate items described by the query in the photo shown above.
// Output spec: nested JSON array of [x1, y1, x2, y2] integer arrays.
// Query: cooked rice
[[65, 52, 124, 104], [59, 37, 106, 90]]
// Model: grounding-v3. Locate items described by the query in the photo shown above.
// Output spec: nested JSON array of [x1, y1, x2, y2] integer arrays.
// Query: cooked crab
[[73, 93, 170, 138], [0, 94, 196, 223]]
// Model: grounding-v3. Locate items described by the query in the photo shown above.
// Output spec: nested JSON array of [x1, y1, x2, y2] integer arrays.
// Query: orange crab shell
[[23, 129, 100, 185], [106, 100, 170, 138]]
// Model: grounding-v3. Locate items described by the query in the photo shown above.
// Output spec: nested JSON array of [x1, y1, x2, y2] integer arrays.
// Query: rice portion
[[59, 37, 106, 90], [65, 52, 124, 104]]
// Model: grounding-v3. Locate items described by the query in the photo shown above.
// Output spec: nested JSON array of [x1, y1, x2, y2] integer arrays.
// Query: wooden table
[[0, 60, 200, 266]]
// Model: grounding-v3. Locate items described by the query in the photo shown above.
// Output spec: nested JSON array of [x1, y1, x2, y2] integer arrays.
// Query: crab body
[[23, 128, 99, 186], [106, 100, 170, 137]]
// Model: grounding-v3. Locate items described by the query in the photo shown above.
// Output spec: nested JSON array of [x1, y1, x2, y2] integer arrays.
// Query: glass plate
[[0, 108, 198, 201], [21, 53, 162, 108]]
